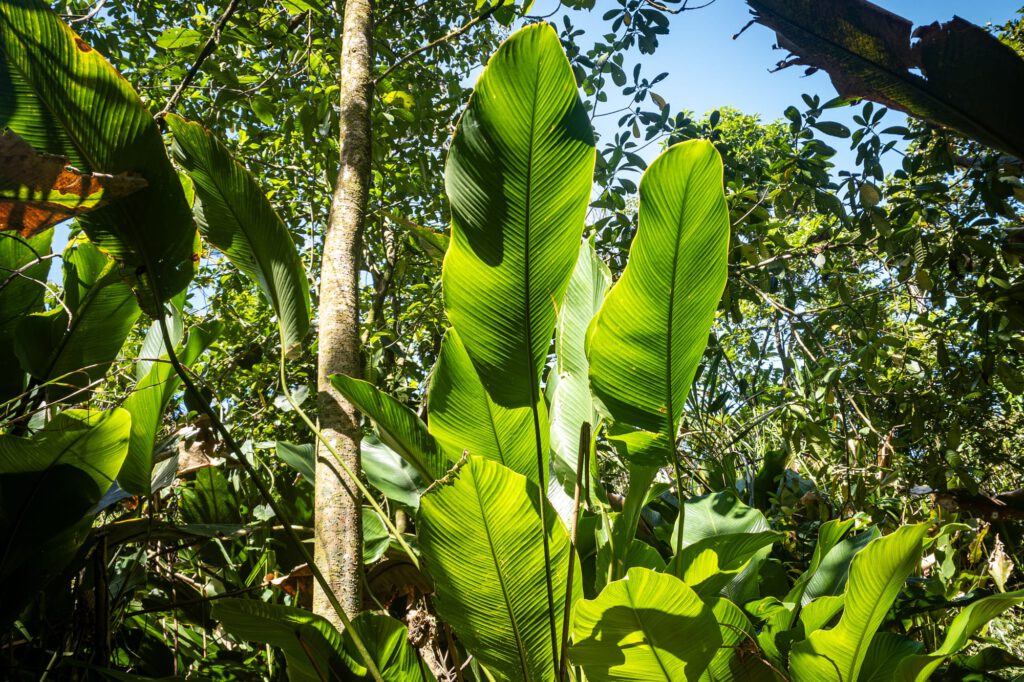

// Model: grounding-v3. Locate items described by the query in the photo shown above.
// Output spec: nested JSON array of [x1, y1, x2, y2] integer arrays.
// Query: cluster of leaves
[[2, 0, 1024, 680]]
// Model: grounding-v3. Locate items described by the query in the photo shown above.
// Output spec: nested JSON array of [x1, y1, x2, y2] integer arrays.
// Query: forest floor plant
[[1, 2, 1023, 681]]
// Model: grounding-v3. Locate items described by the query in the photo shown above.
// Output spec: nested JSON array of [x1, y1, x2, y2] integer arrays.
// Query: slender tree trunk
[[314, 0, 374, 626]]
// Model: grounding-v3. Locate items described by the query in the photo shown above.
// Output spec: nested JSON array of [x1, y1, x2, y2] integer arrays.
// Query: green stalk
[[277, 354, 420, 569]]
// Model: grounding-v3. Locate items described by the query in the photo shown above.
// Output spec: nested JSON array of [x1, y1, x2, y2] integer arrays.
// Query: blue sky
[[524, 0, 1022, 170]]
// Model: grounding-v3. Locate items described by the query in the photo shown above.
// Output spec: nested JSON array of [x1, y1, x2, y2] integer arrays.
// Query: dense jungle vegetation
[[2, 0, 1024, 679]]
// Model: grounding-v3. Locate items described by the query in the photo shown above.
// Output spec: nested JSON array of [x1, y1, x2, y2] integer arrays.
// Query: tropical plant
[[2, 1, 1024, 680]]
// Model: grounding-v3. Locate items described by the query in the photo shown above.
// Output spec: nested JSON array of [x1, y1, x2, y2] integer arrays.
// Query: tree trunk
[[314, 0, 374, 626]]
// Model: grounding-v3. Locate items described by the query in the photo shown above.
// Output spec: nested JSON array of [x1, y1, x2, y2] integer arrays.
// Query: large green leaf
[[0, 0, 197, 306], [361, 436, 429, 509], [701, 597, 778, 681], [0, 408, 130, 625], [586, 140, 729, 464], [0, 229, 51, 404], [211, 598, 348, 682], [669, 489, 774, 603], [119, 321, 222, 495], [801, 526, 879, 604], [427, 328, 539, 481], [674, 531, 784, 599], [548, 239, 610, 494], [895, 589, 1024, 682], [330, 373, 447, 481], [166, 114, 310, 355], [15, 238, 141, 401], [134, 295, 185, 381], [442, 22, 594, 416], [748, 519, 866, 662], [570, 567, 720, 681], [789, 523, 929, 682], [276, 441, 315, 481], [341, 612, 436, 682], [181, 467, 239, 525], [417, 455, 579, 681], [745, 0, 1024, 160], [785, 518, 855, 607], [861, 633, 922, 682]]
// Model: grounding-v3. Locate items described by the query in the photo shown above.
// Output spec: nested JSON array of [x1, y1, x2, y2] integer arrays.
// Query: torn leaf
[[0, 129, 147, 236]]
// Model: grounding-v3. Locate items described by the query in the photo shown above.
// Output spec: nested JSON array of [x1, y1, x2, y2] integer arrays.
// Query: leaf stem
[[558, 421, 590, 681]]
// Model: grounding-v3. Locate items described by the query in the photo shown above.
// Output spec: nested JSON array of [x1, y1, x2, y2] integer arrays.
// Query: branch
[[156, 0, 241, 124], [643, 0, 716, 14], [68, 0, 107, 25], [374, 0, 507, 86]]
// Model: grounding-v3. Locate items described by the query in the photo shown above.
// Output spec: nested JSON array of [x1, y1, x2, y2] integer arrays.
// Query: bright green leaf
[[587, 140, 729, 464], [789, 523, 929, 682], [417, 455, 579, 681], [571, 567, 720, 681]]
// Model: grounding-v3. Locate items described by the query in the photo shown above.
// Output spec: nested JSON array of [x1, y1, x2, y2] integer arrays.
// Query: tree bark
[[314, 0, 374, 626]]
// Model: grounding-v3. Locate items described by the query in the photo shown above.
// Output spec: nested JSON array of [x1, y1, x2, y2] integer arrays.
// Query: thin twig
[[69, 0, 106, 24], [374, 0, 506, 86], [642, 0, 716, 13], [156, 0, 241, 123]]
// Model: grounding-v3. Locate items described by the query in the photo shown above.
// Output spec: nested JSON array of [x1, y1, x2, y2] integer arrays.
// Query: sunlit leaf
[[166, 114, 310, 356], [571, 567, 720, 681], [0, 129, 146, 235], [587, 140, 729, 464], [0, 0, 198, 308], [417, 455, 578, 681]]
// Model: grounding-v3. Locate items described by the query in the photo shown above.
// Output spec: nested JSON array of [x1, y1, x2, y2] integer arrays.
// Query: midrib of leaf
[[189, 135, 289, 344], [758, 6, 1012, 155], [521, 51, 559, 674], [628, 584, 674, 680], [484, 398, 510, 467], [296, 634, 330, 682], [844, 566, 910, 680], [663, 169, 696, 445], [471, 465, 532, 680]]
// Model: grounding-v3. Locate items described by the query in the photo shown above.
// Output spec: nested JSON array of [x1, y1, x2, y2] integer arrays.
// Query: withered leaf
[[746, 0, 1024, 160], [0, 129, 147, 235]]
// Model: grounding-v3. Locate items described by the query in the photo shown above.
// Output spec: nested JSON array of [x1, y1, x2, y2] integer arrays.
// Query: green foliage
[[1, 1, 1023, 680], [442, 23, 594, 416], [0, 0, 197, 306], [330, 373, 446, 481], [895, 589, 1024, 681], [571, 567, 721, 681], [587, 139, 729, 465], [0, 229, 52, 405], [166, 114, 311, 356], [427, 328, 539, 481], [790, 524, 929, 682], [120, 321, 221, 494], [548, 240, 610, 496], [0, 408, 129, 626], [418, 455, 579, 682], [15, 238, 141, 401], [211, 598, 350, 681]]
